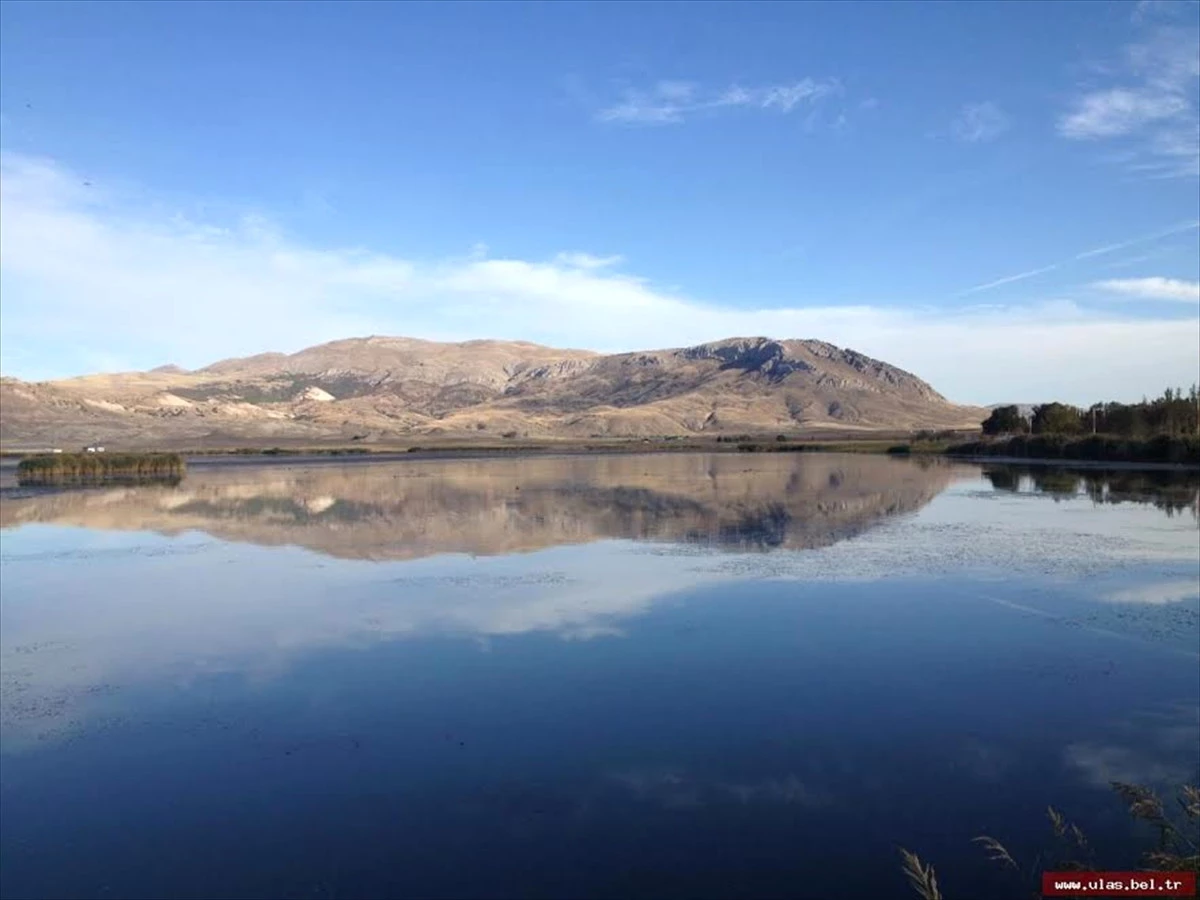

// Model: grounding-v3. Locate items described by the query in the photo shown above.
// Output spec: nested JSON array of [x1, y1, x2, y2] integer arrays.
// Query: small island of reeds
[[16, 452, 186, 486]]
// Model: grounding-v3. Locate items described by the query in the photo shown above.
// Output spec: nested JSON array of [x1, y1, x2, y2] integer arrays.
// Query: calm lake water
[[1, 453, 1197, 900]]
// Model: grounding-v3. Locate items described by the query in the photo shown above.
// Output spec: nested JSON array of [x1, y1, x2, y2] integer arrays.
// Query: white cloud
[[1059, 88, 1186, 138], [950, 102, 1011, 143], [1065, 705, 1200, 789], [0, 536, 735, 748], [1059, 26, 1200, 177], [1104, 580, 1200, 604], [596, 77, 841, 125], [553, 251, 624, 270], [1066, 740, 1199, 788], [1128, 29, 1200, 88], [1, 153, 1198, 404], [1094, 277, 1200, 302]]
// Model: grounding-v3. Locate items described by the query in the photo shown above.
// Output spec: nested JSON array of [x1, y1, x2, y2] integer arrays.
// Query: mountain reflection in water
[[1, 453, 1197, 900], [1, 453, 974, 560]]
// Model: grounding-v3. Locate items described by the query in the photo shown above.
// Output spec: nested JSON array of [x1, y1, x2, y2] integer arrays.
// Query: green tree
[[981, 405, 1027, 435], [1031, 402, 1083, 435]]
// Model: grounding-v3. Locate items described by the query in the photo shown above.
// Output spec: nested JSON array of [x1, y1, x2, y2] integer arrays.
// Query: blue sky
[[1, 0, 1197, 403]]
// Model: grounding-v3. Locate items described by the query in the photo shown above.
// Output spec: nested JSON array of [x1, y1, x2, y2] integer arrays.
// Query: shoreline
[[4, 442, 1198, 475], [180, 445, 934, 470], [186, 448, 1200, 474]]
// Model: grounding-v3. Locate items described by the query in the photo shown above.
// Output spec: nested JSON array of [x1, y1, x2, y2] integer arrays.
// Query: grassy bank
[[3, 434, 982, 461], [2, 430, 983, 459], [16, 452, 186, 485], [175, 438, 916, 457], [733, 439, 936, 454], [945, 434, 1200, 466]]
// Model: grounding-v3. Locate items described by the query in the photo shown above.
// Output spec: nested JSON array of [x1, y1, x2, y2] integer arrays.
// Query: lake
[[1, 453, 1197, 900]]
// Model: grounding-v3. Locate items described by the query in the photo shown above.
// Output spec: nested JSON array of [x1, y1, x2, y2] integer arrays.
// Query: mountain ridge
[[0, 335, 985, 449]]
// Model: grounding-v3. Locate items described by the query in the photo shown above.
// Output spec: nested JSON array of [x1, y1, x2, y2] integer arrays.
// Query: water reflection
[[982, 465, 1200, 517], [1, 454, 972, 560], [1, 454, 1198, 900]]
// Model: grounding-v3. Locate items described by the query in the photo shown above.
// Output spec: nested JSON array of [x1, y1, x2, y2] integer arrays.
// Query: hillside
[[0, 335, 985, 449]]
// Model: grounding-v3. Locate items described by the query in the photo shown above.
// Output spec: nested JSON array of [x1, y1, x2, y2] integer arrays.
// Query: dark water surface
[[1, 454, 1197, 899]]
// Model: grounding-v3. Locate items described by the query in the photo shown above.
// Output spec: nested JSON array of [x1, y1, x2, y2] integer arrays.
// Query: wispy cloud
[[1093, 276, 1200, 302], [596, 77, 841, 125], [610, 768, 829, 810], [1132, 0, 1200, 25], [2, 153, 1197, 404], [962, 263, 1061, 295], [1065, 705, 1200, 789], [1059, 88, 1186, 138], [1102, 252, 1163, 269], [950, 101, 1011, 143], [961, 221, 1200, 295], [553, 251, 624, 270], [1059, 25, 1200, 177]]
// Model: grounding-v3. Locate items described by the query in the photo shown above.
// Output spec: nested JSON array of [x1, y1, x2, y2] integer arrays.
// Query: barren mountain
[[0, 335, 984, 449]]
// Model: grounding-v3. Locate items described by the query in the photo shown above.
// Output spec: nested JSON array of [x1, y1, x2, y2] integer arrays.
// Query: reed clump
[[16, 452, 186, 485]]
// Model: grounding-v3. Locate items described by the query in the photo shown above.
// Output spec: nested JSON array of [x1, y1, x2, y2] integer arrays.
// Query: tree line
[[982, 386, 1200, 437]]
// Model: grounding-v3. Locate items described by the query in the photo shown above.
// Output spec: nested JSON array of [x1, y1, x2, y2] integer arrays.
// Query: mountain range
[[0, 335, 985, 449]]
